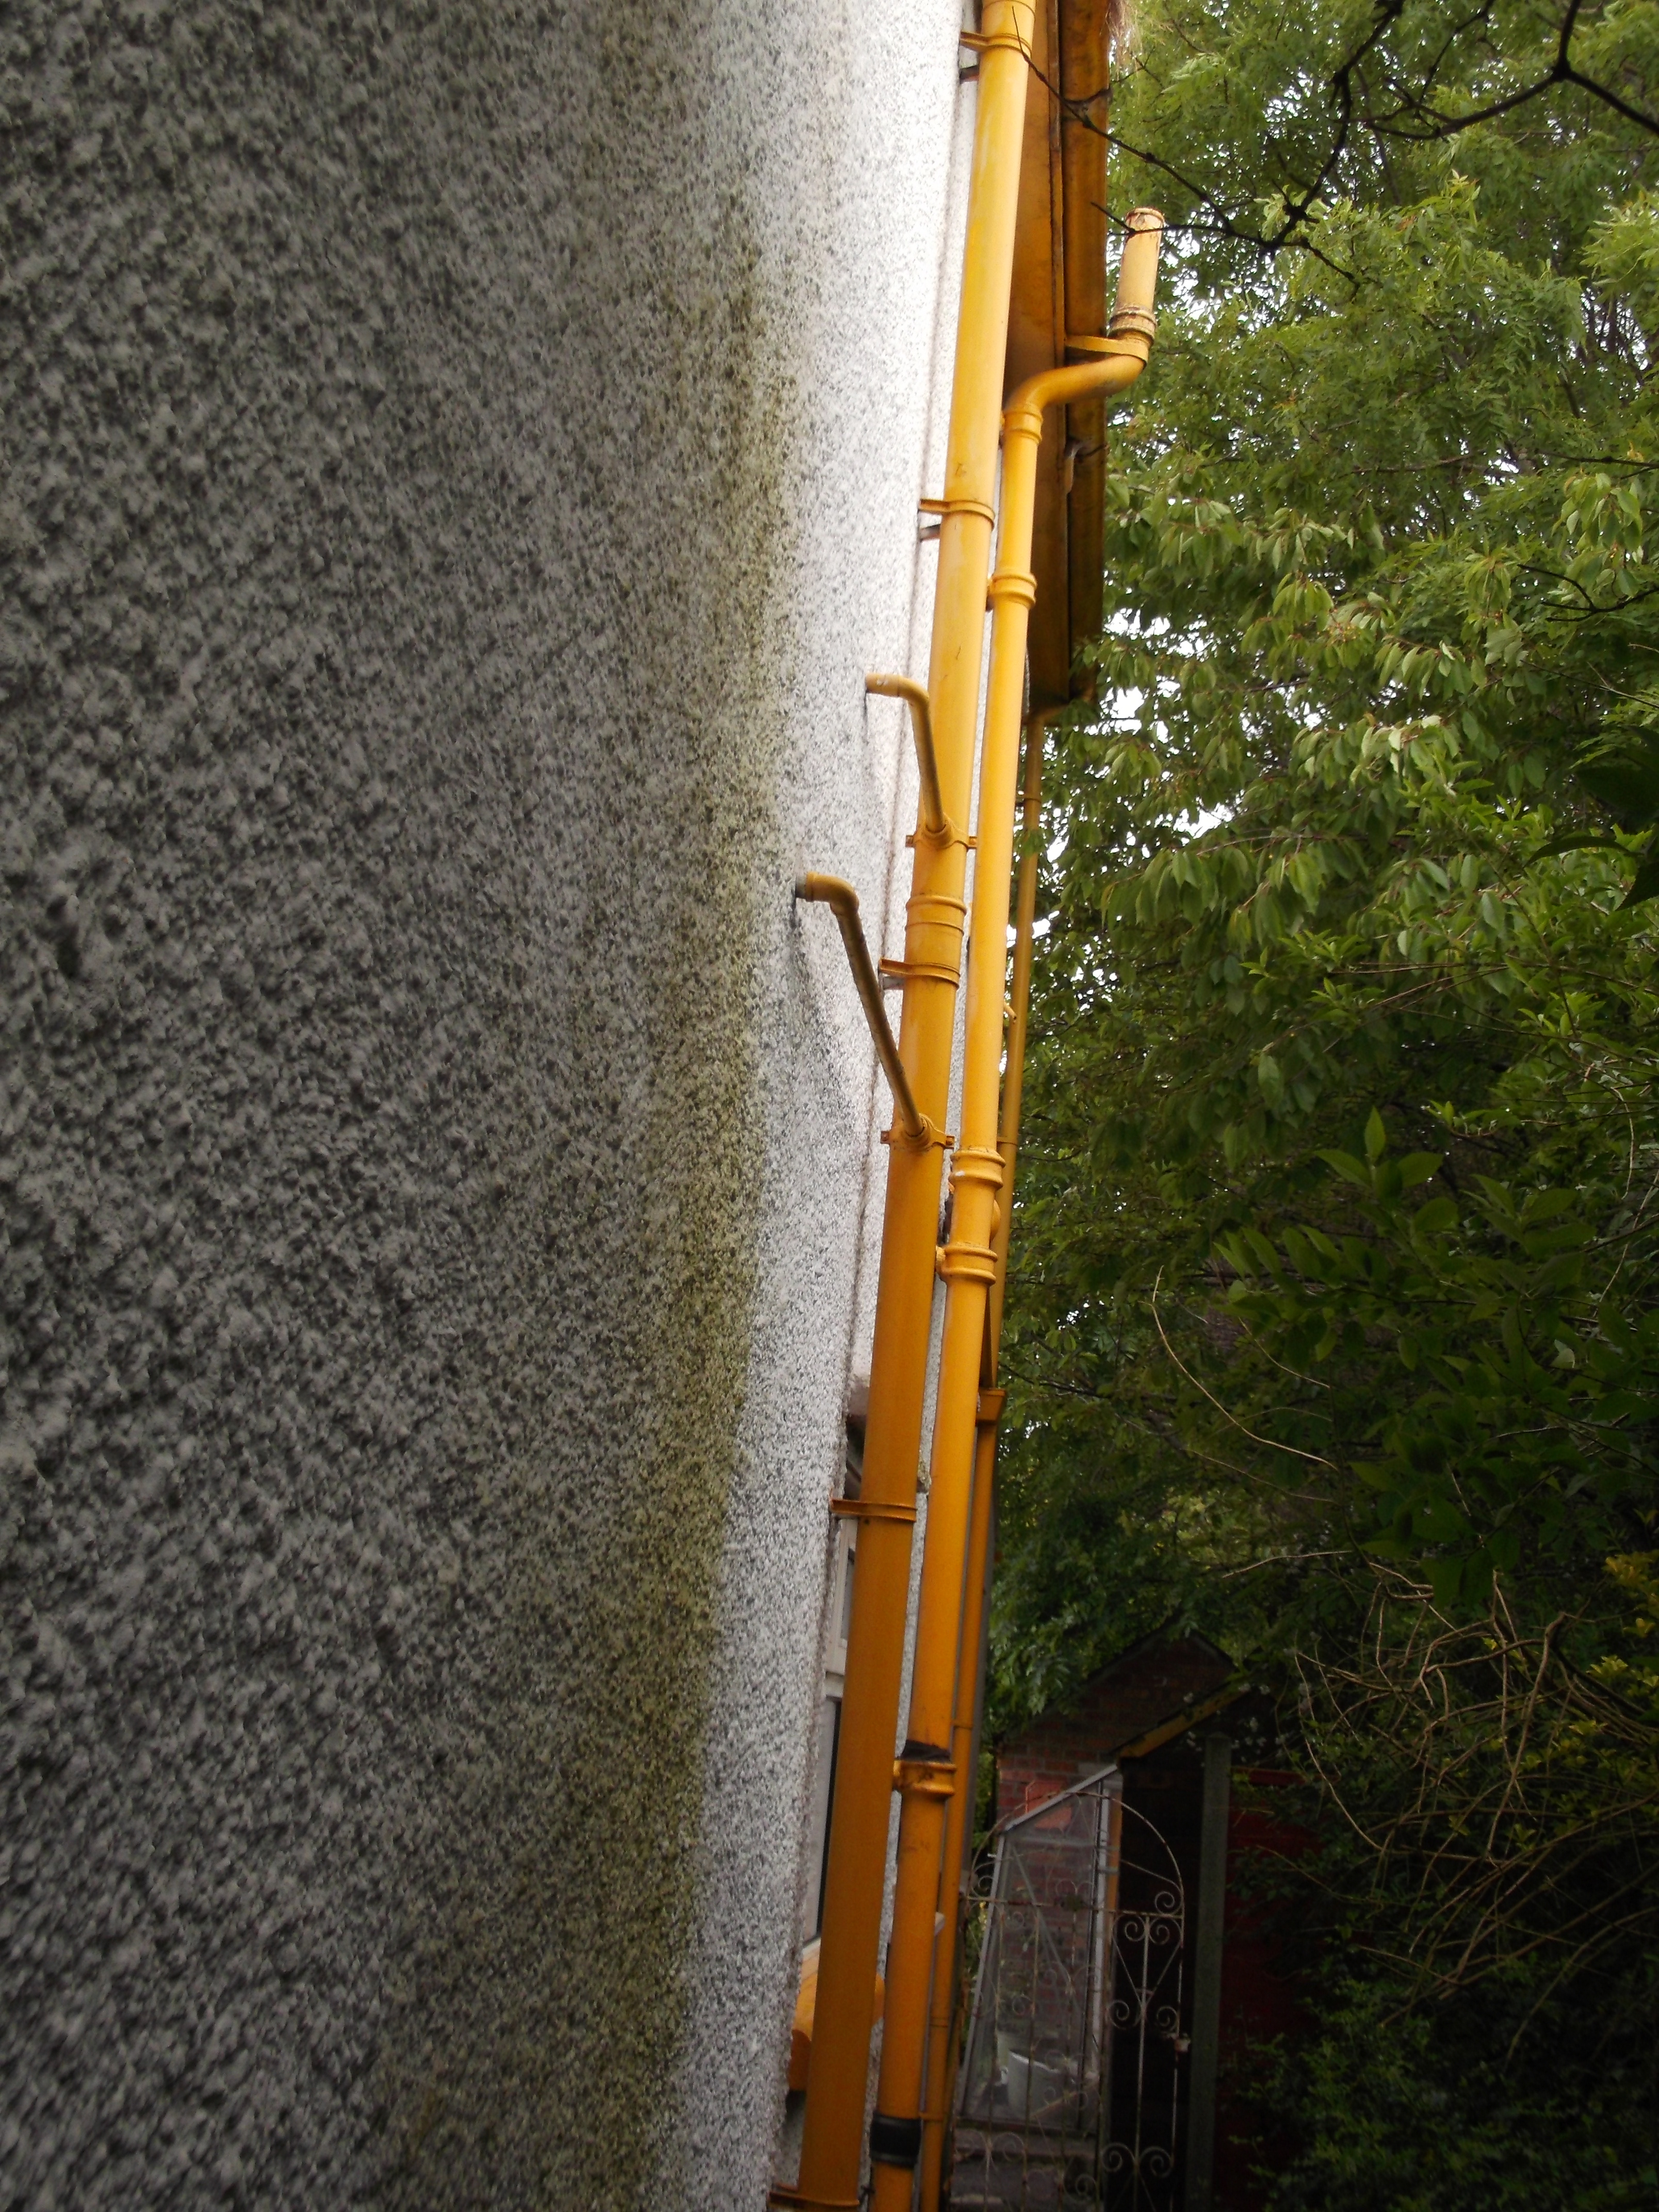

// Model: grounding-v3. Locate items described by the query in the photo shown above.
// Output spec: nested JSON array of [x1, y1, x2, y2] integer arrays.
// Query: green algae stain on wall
[[0, 0, 824, 2195], [364, 28, 804, 2199]]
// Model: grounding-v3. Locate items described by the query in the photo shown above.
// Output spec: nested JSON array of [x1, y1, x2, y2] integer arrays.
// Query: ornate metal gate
[[950, 1769, 1186, 2210]]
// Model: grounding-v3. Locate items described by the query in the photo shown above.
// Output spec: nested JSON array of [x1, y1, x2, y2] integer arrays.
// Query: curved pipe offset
[[869, 209, 1165, 2212], [866, 674, 948, 842], [794, 873, 926, 1145]]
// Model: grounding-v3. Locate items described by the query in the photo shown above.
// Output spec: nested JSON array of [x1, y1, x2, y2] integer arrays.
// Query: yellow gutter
[[914, 698, 1052, 2212], [776, 12, 1036, 2207], [867, 209, 1165, 2210]]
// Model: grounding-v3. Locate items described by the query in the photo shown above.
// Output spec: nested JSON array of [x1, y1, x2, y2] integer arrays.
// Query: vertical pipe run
[[780, 15, 1037, 2208], [867, 217, 1163, 2212], [991, 705, 1052, 1354], [915, 1385, 998, 2210], [915, 704, 1052, 2212]]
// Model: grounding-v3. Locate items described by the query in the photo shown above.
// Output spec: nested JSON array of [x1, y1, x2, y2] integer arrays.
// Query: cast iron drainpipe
[[793, 873, 925, 1144], [867, 207, 1166, 2212]]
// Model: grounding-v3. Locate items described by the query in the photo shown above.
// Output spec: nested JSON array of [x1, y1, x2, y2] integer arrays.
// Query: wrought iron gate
[[950, 1769, 1186, 2210]]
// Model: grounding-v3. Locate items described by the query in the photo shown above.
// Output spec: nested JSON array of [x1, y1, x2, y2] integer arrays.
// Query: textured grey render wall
[[0, 2, 967, 2206]]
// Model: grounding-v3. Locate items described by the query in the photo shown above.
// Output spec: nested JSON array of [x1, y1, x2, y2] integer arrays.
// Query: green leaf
[[1531, 831, 1628, 860], [1425, 1557, 1467, 1608], [1396, 1153, 1442, 1189], [1577, 744, 1659, 826], [1319, 1149, 1372, 1188], [1595, 1392, 1659, 1426], [1364, 1108, 1387, 1162], [1620, 854, 1659, 907]]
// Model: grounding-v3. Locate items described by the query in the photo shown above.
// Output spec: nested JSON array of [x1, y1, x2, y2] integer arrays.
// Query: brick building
[[982, 1632, 1308, 2212]]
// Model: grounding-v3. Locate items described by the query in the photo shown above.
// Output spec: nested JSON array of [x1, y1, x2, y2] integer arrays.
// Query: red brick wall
[[996, 1634, 1234, 1823]]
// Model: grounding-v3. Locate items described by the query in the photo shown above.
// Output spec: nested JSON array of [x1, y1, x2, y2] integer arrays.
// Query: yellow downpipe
[[918, 1377, 999, 2209], [778, 14, 1036, 2208], [915, 700, 1052, 2212], [867, 209, 1164, 2212], [991, 702, 1052, 1358]]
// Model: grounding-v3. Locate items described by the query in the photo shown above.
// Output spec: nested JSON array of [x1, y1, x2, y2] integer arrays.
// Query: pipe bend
[[1004, 348, 1145, 437], [865, 675, 947, 840], [1004, 205, 1165, 435], [795, 870, 859, 926], [794, 874, 927, 1144]]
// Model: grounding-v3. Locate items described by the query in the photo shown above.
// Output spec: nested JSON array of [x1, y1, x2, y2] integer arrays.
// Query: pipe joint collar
[[949, 1146, 1005, 1194], [936, 1239, 997, 1286], [905, 889, 968, 929], [988, 567, 1037, 610]]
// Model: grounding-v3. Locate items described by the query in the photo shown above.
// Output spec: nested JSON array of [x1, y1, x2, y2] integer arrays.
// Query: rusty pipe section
[[865, 674, 948, 841], [795, 873, 926, 1145], [869, 208, 1164, 2212]]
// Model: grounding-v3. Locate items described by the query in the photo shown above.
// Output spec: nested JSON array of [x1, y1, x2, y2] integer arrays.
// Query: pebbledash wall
[[0, 3, 973, 2206]]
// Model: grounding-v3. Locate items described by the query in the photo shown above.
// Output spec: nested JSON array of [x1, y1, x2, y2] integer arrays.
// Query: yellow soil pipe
[[780, 14, 1036, 2208], [868, 209, 1164, 2211], [916, 1376, 1000, 2211], [866, 674, 947, 841], [915, 701, 1052, 2212], [991, 701, 1052, 1355]]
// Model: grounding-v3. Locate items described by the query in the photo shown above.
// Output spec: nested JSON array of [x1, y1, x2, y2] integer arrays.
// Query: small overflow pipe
[[865, 674, 948, 841], [794, 874, 926, 1145]]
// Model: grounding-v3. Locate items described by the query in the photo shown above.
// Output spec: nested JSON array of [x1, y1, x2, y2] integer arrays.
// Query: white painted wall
[[0, 0, 975, 2202]]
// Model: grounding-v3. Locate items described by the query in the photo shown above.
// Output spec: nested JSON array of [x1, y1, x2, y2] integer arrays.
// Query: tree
[[995, 0, 1659, 2196]]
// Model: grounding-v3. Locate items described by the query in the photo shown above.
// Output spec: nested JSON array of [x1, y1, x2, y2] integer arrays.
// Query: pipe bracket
[[958, 26, 1029, 53], [892, 1755, 956, 1800], [882, 1118, 952, 1154], [918, 493, 998, 531], [768, 2192, 861, 2211], [830, 1494, 918, 1526], [903, 824, 973, 855], [879, 955, 961, 989]]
